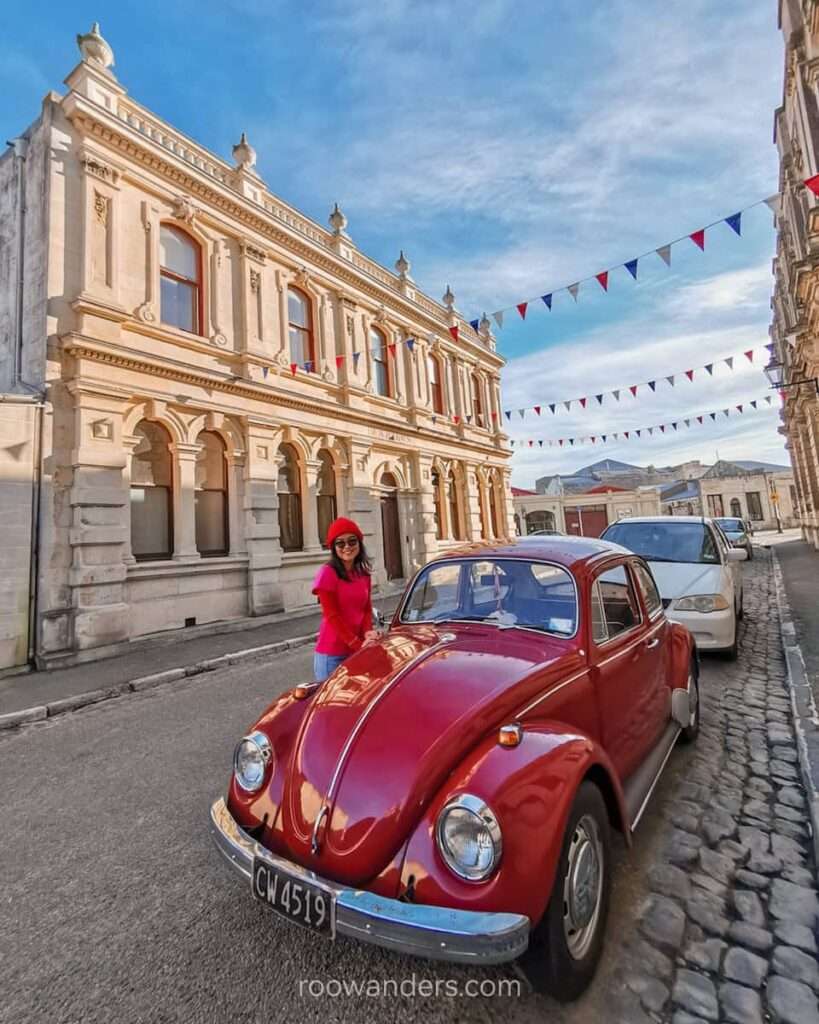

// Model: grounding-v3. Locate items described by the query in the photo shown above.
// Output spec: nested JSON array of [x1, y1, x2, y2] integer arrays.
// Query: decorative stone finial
[[329, 202, 349, 237], [232, 131, 257, 171], [76, 22, 115, 69], [395, 249, 412, 280], [442, 284, 456, 312]]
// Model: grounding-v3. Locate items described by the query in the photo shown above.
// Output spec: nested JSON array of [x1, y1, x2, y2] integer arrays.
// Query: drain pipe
[[8, 136, 28, 389]]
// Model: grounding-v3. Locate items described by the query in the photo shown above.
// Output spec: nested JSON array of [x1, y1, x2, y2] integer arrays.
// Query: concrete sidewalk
[[0, 588, 403, 726]]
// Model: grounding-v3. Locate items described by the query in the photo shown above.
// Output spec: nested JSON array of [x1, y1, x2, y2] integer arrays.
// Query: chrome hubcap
[[688, 672, 698, 727], [563, 815, 604, 960]]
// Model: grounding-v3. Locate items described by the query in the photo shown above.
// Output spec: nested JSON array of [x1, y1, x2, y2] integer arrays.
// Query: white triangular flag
[[612, 389, 620, 401], [518, 409, 525, 419], [666, 375, 675, 387], [493, 311, 504, 329], [564, 401, 572, 412], [764, 194, 782, 217], [724, 357, 734, 370], [567, 283, 579, 302], [656, 244, 672, 266]]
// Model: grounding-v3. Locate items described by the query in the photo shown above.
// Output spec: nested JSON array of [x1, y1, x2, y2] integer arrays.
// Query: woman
[[312, 517, 375, 682]]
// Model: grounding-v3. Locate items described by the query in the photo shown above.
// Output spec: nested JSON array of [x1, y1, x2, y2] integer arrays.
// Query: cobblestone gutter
[[615, 550, 819, 1024]]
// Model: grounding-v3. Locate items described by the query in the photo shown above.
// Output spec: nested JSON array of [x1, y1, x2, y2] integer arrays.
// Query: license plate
[[251, 858, 336, 937]]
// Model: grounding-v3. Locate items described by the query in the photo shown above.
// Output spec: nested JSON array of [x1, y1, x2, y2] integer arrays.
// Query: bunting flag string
[[502, 345, 765, 421], [508, 394, 776, 450], [478, 194, 780, 328]]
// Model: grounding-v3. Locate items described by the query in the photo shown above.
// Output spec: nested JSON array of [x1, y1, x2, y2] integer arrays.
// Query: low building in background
[[514, 457, 797, 536], [0, 25, 512, 673]]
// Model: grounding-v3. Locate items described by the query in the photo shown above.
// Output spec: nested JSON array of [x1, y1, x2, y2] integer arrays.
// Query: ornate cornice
[[59, 335, 508, 459], [64, 98, 502, 369]]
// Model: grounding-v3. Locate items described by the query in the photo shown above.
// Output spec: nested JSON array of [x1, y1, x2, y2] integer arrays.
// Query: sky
[[1, 1, 787, 485]]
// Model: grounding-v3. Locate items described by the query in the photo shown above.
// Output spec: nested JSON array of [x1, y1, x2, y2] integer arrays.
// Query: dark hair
[[327, 538, 372, 582]]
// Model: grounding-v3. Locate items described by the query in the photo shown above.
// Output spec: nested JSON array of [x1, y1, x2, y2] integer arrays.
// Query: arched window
[[447, 468, 463, 540], [195, 431, 228, 556], [316, 450, 337, 547], [526, 510, 555, 533], [277, 444, 303, 551], [471, 373, 484, 425], [160, 225, 201, 334], [288, 287, 314, 368], [730, 497, 742, 517], [431, 469, 443, 540], [130, 420, 173, 561], [371, 327, 391, 398], [429, 354, 444, 414]]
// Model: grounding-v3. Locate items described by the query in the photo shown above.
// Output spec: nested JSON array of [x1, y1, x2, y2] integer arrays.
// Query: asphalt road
[[1, 632, 697, 1024]]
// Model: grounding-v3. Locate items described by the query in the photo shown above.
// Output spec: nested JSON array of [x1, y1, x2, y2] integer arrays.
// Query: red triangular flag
[[805, 174, 819, 196], [453, 414, 460, 424], [624, 431, 629, 439], [629, 385, 638, 397], [289, 363, 298, 376], [388, 343, 397, 358], [595, 271, 609, 292], [516, 302, 528, 320], [335, 355, 344, 368], [534, 405, 541, 416], [685, 369, 694, 381], [448, 326, 459, 342], [744, 349, 754, 363], [491, 411, 498, 421], [579, 397, 587, 408], [690, 229, 705, 250], [697, 415, 703, 424]]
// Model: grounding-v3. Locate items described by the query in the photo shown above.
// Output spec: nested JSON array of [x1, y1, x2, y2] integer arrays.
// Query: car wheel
[[521, 782, 611, 1002], [721, 614, 738, 660], [679, 661, 700, 744], [747, 545, 753, 561], [737, 591, 744, 621]]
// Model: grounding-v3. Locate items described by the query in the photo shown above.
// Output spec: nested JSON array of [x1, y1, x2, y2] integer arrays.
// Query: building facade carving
[[771, 2, 819, 549], [0, 25, 512, 671]]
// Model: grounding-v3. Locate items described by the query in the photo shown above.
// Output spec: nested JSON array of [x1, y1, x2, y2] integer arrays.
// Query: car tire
[[679, 660, 700, 744], [521, 781, 611, 1002], [721, 615, 738, 660], [737, 591, 744, 621], [747, 545, 753, 561]]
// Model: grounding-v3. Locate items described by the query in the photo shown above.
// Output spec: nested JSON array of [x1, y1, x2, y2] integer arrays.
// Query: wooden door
[[380, 492, 404, 580]]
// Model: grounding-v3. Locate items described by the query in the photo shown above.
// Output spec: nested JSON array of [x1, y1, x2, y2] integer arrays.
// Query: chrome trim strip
[[209, 798, 530, 965], [629, 725, 681, 831], [516, 668, 588, 717], [596, 618, 665, 668], [322, 634, 455, 810]]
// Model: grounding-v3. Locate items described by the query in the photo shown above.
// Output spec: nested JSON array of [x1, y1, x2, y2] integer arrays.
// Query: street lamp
[[764, 358, 819, 394]]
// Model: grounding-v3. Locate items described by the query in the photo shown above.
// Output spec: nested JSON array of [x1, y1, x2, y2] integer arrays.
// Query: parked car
[[713, 517, 754, 560], [521, 528, 565, 537], [210, 537, 698, 1001], [601, 516, 746, 658]]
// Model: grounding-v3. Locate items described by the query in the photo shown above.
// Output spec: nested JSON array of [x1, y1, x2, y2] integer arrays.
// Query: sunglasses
[[334, 537, 360, 549]]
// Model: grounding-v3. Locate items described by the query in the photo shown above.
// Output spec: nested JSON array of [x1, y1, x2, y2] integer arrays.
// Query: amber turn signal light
[[498, 724, 522, 747]]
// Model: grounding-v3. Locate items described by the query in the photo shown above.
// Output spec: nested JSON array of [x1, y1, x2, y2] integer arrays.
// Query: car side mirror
[[726, 548, 747, 562], [373, 607, 387, 629]]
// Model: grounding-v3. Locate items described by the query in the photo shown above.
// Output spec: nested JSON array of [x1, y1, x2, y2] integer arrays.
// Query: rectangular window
[[279, 493, 303, 551], [195, 491, 227, 555], [706, 494, 724, 518], [160, 276, 197, 333], [596, 564, 641, 640], [131, 487, 172, 560], [746, 492, 764, 520]]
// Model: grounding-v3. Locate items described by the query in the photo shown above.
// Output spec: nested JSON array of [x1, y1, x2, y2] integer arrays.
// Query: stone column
[[66, 386, 129, 651], [347, 439, 378, 572], [170, 442, 201, 562], [303, 457, 324, 553], [121, 434, 139, 565], [463, 464, 482, 540], [226, 451, 246, 556], [243, 423, 284, 615], [414, 452, 440, 563]]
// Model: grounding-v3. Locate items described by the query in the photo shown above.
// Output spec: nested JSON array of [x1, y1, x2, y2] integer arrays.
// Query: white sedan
[[601, 515, 746, 658]]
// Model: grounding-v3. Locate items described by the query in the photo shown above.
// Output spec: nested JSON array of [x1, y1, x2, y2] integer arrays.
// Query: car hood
[[276, 623, 578, 885], [646, 561, 722, 601]]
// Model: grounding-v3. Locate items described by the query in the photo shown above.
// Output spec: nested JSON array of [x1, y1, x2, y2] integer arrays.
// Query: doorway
[[380, 473, 404, 580]]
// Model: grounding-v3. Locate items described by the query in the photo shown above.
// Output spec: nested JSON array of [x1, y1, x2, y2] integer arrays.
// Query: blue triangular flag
[[541, 294, 552, 310], [262, 366, 269, 379], [648, 380, 656, 391], [549, 403, 556, 414], [304, 361, 313, 373], [406, 338, 415, 353], [353, 352, 361, 368], [725, 212, 742, 236], [469, 319, 479, 332], [624, 259, 638, 280], [504, 410, 511, 421], [595, 394, 604, 405]]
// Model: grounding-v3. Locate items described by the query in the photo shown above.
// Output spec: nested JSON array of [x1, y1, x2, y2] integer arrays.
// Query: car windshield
[[399, 558, 577, 637], [602, 521, 720, 565], [715, 518, 744, 532]]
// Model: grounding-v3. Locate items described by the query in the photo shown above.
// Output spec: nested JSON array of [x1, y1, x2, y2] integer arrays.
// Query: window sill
[[280, 548, 326, 566], [127, 554, 249, 579]]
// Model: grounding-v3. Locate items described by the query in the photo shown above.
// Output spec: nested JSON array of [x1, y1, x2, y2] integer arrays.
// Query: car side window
[[701, 528, 721, 563], [595, 564, 642, 641], [590, 582, 608, 643], [632, 562, 663, 618]]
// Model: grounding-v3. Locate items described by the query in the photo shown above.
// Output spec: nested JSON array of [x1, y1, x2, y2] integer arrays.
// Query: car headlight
[[233, 731, 273, 792], [436, 794, 502, 881], [674, 594, 730, 613]]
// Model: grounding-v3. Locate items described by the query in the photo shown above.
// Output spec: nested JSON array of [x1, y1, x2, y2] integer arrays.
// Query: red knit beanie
[[326, 517, 364, 548]]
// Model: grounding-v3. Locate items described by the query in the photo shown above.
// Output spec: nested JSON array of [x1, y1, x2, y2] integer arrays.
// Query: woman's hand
[[363, 629, 379, 643]]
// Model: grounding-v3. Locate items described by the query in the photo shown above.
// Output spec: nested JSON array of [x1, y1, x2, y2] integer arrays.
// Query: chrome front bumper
[[209, 797, 529, 965]]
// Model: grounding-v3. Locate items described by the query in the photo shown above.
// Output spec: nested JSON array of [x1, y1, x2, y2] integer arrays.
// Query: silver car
[[713, 517, 753, 561]]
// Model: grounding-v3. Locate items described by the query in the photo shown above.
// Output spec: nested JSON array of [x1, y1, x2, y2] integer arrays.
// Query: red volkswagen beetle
[[210, 537, 698, 1001]]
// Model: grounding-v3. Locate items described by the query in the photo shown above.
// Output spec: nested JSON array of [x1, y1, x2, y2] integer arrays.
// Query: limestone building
[[0, 25, 511, 672], [771, 0, 819, 549]]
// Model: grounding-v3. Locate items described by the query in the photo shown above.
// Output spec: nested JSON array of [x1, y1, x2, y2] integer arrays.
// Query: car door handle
[[644, 638, 659, 650]]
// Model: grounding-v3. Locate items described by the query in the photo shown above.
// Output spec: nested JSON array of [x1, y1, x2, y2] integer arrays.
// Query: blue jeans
[[314, 652, 348, 682]]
